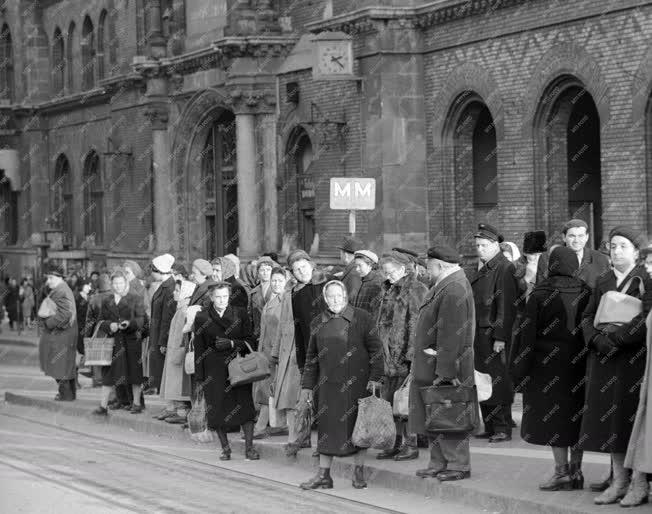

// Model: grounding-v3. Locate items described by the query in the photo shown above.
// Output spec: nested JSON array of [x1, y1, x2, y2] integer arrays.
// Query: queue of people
[[32, 219, 652, 507]]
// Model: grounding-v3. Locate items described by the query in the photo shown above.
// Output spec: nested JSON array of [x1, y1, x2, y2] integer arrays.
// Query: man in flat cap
[[562, 219, 610, 291], [470, 223, 518, 443], [410, 242, 475, 481], [147, 253, 177, 394], [336, 237, 364, 303], [351, 250, 384, 314], [376, 251, 428, 461]]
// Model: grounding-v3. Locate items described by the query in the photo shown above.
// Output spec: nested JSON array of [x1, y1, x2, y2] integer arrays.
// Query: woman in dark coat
[[193, 281, 259, 461], [91, 269, 146, 416], [511, 246, 591, 491], [5, 277, 20, 330], [299, 280, 384, 490], [578, 226, 649, 505]]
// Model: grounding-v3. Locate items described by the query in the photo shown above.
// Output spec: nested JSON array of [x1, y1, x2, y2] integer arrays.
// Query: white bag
[[184, 336, 195, 375], [392, 375, 411, 418], [269, 397, 287, 428], [474, 370, 493, 402]]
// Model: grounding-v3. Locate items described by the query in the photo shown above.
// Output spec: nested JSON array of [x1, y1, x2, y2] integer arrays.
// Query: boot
[[352, 465, 367, 489], [58, 380, 75, 401], [69, 379, 77, 400], [217, 430, 231, 461], [243, 422, 260, 461], [377, 436, 401, 460], [620, 472, 650, 508], [569, 462, 584, 490], [539, 464, 572, 491], [300, 468, 333, 490]]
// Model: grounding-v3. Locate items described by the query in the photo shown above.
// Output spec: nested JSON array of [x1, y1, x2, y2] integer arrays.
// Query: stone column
[[259, 114, 278, 252], [236, 113, 260, 256]]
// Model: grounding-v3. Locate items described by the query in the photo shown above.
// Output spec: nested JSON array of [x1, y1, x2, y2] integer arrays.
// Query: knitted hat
[[354, 250, 379, 264], [609, 225, 646, 249], [192, 259, 212, 278]]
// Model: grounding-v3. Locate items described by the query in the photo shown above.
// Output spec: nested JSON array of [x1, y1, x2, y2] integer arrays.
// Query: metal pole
[[349, 210, 356, 236]]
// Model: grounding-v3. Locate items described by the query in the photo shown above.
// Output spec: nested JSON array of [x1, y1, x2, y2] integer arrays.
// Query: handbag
[[37, 295, 57, 318], [594, 276, 645, 328], [227, 341, 270, 386], [269, 396, 287, 428], [419, 383, 479, 434], [392, 375, 411, 418], [184, 335, 195, 375], [83, 322, 115, 366], [351, 386, 396, 450]]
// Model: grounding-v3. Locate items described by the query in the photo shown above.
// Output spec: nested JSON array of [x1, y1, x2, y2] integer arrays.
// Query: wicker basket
[[83, 323, 115, 366]]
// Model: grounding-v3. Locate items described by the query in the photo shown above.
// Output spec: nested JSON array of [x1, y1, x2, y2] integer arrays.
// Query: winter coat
[[160, 303, 192, 401], [351, 270, 384, 314], [512, 271, 591, 447], [252, 291, 281, 406], [5, 284, 20, 321], [301, 305, 384, 456], [376, 274, 428, 378], [625, 310, 652, 472], [21, 284, 34, 318], [579, 266, 649, 453], [249, 281, 272, 342], [38, 281, 77, 380], [74, 292, 89, 354], [193, 304, 256, 429], [226, 276, 249, 309], [271, 292, 301, 411], [148, 276, 177, 388], [291, 270, 329, 372], [469, 252, 518, 405], [408, 269, 476, 435], [341, 261, 362, 302], [96, 292, 146, 386], [575, 247, 611, 290]]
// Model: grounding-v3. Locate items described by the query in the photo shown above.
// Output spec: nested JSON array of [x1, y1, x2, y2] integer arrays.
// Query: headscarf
[[220, 256, 237, 280], [548, 246, 579, 278], [500, 242, 521, 262]]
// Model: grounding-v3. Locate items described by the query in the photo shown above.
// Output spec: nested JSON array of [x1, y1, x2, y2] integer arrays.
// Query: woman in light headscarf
[[158, 279, 196, 423]]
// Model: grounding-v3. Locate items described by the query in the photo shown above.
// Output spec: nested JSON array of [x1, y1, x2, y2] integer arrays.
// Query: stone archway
[[533, 76, 603, 246]]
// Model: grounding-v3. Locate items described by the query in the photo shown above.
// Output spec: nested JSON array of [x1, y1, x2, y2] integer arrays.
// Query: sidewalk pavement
[[0, 324, 39, 347], [4, 385, 617, 514]]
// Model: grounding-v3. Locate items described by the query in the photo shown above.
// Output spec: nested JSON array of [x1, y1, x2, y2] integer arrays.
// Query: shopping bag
[[392, 375, 411, 418], [269, 397, 287, 428], [293, 399, 313, 449], [37, 295, 57, 318], [419, 384, 479, 433], [351, 389, 396, 450], [184, 336, 195, 375], [474, 370, 493, 402], [188, 390, 216, 442], [594, 276, 645, 328]]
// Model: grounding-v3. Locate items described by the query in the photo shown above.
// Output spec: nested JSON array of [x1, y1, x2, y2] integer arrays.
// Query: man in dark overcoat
[[409, 243, 475, 481], [469, 223, 518, 443], [335, 237, 364, 303], [147, 253, 177, 392], [562, 218, 610, 290]]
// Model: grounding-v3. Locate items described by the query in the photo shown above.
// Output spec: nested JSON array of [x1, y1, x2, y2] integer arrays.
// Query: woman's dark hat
[[609, 225, 645, 249], [523, 230, 547, 254]]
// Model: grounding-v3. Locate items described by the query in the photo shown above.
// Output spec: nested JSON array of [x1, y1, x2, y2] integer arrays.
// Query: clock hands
[[330, 55, 345, 69]]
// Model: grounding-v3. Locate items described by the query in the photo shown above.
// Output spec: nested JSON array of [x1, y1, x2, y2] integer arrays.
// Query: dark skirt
[[578, 346, 646, 453], [102, 336, 144, 386]]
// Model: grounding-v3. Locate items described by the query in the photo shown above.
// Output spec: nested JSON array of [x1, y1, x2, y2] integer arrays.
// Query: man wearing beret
[[376, 250, 428, 461], [410, 243, 475, 481], [562, 219, 610, 291], [469, 223, 519, 443]]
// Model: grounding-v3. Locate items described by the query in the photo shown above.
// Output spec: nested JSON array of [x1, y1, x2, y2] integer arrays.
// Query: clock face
[[315, 40, 353, 77]]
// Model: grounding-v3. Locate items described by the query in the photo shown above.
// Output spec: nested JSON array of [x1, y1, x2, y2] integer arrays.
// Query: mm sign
[[329, 178, 376, 210]]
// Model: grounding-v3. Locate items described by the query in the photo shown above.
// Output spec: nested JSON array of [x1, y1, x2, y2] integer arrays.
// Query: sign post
[[330, 178, 376, 236]]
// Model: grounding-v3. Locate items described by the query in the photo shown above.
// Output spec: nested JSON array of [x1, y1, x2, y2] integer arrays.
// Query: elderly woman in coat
[[159, 280, 195, 423], [621, 244, 652, 507], [579, 226, 649, 506], [511, 246, 591, 491], [299, 280, 384, 490], [193, 281, 259, 461], [91, 269, 146, 416], [39, 264, 78, 401]]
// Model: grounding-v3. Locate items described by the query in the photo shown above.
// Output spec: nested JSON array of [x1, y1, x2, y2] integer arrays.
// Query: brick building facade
[[0, 0, 651, 278]]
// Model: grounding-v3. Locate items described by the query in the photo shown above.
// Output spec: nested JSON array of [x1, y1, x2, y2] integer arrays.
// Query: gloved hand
[[214, 338, 234, 351], [299, 388, 313, 405], [591, 334, 617, 356], [366, 380, 383, 393]]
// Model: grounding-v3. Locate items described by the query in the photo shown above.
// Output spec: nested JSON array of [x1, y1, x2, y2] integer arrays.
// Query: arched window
[[66, 22, 76, 92], [285, 128, 315, 252], [97, 10, 106, 80], [108, 7, 118, 71], [52, 27, 65, 95], [82, 150, 103, 245], [0, 170, 18, 245], [0, 23, 14, 101], [81, 16, 95, 90], [53, 155, 73, 239]]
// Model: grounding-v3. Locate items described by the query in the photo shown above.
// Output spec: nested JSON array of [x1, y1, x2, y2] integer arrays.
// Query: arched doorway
[[444, 93, 498, 251], [201, 110, 238, 257], [534, 77, 602, 246], [285, 127, 315, 252]]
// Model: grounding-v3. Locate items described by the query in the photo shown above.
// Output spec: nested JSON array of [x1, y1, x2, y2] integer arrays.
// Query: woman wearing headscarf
[[158, 279, 195, 423], [511, 246, 591, 491], [91, 269, 146, 416], [622, 244, 652, 507], [220, 255, 249, 309], [298, 280, 384, 490], [578, 226, 649, 505], [193, 281, 259, 461]]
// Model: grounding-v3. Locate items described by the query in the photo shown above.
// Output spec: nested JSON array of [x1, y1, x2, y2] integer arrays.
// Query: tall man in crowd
[[562, 218, 611, 290], [470, 224, 518, 443], [410, 242, 476, 481], [376, 251, 428, 461]]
